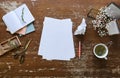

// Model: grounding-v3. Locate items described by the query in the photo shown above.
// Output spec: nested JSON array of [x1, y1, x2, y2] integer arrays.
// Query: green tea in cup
[[93, 43, 108, 60], [95, 45, 106, 56]]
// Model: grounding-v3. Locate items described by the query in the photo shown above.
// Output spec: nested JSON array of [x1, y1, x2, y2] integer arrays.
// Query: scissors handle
[[12, 39, 32, 64], [19, 54, 25, 64], [19, 39, 32, 64]]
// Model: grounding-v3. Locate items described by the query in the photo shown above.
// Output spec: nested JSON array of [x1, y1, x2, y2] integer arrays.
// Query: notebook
[[106, 20, 120, 35], [17, 23, 35, 36], [2, 4, 35, 34], [105, 2, 120, 19]]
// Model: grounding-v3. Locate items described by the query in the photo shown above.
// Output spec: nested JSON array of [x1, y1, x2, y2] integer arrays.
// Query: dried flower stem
[[21, 8, 26, 23]]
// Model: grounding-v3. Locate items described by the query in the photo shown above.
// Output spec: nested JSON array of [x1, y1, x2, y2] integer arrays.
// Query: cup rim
[[93, 43, 108, 58]]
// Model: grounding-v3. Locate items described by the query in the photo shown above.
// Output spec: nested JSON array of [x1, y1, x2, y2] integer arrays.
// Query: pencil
[[78, 41, 81, 59]]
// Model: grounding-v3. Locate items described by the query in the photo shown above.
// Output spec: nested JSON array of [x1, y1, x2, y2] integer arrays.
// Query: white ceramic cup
[[93, 43, 108, 60]]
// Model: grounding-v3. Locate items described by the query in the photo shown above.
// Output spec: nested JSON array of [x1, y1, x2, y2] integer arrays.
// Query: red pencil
[[78, 41, 81, 59]]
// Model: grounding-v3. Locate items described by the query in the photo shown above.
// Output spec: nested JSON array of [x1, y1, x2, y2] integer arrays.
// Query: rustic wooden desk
[[0, 0, 120, 77]]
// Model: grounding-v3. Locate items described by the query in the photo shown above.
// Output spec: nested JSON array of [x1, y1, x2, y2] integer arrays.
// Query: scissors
[[13, 39, 32, 64]]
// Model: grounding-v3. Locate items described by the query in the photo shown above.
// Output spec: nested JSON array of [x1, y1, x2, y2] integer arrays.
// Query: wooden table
[[0, 0, 120, 77]]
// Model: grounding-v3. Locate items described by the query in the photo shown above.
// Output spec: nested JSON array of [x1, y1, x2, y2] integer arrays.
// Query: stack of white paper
[[38, 17, 75, 60]]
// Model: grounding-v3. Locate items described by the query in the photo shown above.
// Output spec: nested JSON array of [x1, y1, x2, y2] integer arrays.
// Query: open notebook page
[[2, 11, 22, 34], [14, 4, 35, 27]]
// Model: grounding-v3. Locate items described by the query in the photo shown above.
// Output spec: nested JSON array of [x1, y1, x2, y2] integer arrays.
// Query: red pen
[[78, 41, 81, 59]]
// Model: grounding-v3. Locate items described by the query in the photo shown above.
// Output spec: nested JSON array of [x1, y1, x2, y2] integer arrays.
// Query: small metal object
[[19, 54, 25, 64], [19, 39, 32, 64], [13, 39, 32, 64]]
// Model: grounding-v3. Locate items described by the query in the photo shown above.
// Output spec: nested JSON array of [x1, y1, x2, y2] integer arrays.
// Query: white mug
[[93, 43, 108, 60]]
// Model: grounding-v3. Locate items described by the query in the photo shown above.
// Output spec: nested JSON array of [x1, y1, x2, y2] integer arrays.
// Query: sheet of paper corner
[[2, 4, 35, 34]]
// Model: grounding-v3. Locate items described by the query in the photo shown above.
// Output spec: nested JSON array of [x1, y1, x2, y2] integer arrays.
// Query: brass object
[[0, 36, 21, 56], [12, 39, 32, 64]]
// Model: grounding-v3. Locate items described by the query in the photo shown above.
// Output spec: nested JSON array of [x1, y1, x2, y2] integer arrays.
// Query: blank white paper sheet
[[38, 17, 75, 60]]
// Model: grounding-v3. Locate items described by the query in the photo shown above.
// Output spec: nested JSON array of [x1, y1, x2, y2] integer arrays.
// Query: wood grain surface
[[0, 0, 120, 77]]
